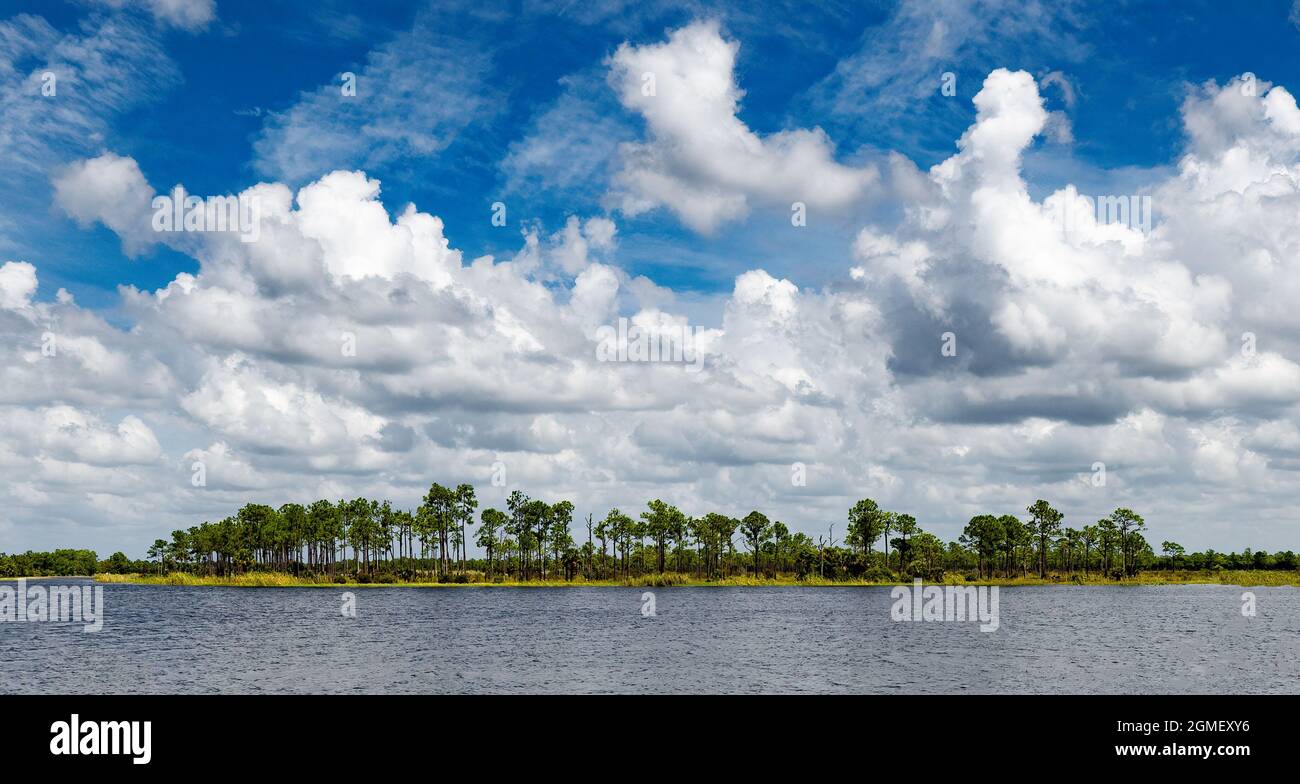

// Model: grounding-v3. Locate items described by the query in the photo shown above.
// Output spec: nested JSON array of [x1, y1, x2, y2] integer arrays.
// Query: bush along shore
[[4, 485, 1296, 586]]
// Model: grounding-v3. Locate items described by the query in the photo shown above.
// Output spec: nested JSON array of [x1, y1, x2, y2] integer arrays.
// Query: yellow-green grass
[[94, 569, 1299, 588]]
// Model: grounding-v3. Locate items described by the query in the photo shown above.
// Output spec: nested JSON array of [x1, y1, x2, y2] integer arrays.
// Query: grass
[[1100, 569, 1300, 587], [93, 569, 1300, 588], [96, 571, 319, 587]]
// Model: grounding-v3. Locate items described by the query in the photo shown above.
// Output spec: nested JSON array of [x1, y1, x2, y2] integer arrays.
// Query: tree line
[[955, 503, 1153, 579], [3, 488, 1294, 581], [0, 549, 101, 578]]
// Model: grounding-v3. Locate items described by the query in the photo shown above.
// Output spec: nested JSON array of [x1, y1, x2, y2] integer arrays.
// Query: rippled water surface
[[4, 580, 1297, 693]]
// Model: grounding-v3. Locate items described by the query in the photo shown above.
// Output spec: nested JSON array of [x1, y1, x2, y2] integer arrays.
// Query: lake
[[4, 580, 1297, 694]]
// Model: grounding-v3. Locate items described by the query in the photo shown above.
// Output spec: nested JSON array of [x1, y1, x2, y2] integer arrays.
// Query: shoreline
[[89, 569, 1300, 588]]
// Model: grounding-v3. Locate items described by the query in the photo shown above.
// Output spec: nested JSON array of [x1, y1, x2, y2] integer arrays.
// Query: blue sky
[[5, 0, 1300, 556], [9, 0, 1300, 309]]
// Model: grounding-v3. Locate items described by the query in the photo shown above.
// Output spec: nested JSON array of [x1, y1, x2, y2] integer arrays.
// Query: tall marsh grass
[[97, 572, 321, 587], [95, 568, 1299, 588]]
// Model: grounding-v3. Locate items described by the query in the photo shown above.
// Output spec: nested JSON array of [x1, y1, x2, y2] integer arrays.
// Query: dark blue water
[[4, 580, 1297, 693]]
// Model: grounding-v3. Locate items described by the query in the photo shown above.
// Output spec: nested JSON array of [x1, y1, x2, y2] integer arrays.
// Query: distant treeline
[[0, 549, 142, 577], [4, 486, 1294, 581]]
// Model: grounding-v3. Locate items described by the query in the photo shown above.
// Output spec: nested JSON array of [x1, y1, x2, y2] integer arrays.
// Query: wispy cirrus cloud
[[500, 69, 634, 205], [84, 0, 217, 31], [250, 10, 502, 184], [0, 13, 180, 179]]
